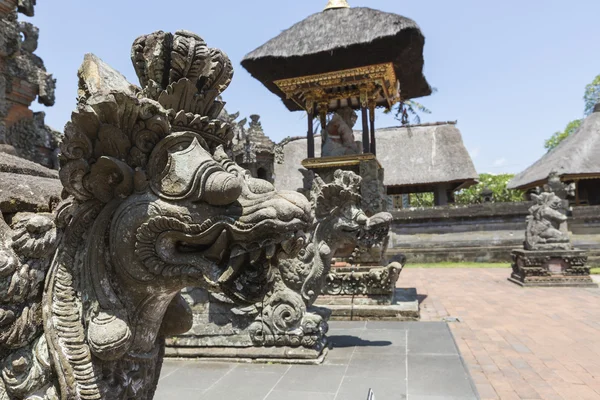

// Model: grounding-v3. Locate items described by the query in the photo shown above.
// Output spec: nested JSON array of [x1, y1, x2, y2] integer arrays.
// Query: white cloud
[[469, 147, 480, 159], [493, 157, 507, 167]]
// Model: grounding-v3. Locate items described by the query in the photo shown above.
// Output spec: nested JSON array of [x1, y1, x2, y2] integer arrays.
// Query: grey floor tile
[[233, 363, 291, 374], [265, 390, 336, 400], [352, 329, 406, 347], [408, 324, 458, 355], [328, 334, 363, 347], [335, 376, 406, 400], [406, 322, 449, 331], [274, 364, 346, 393], [328, 321, 367, 330], [407, 354, 477, 398], [200, 370, 282, 399], [154, 387, 204, 400], [345, 354, 406, 380], [158, 361, 182, 381], [158, 362, 234, 390], [366, 321, 412, 330]]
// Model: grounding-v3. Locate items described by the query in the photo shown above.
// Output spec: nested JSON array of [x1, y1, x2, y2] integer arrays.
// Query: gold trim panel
[[274, 63, 400, 111], [301, 154, 381, 169]]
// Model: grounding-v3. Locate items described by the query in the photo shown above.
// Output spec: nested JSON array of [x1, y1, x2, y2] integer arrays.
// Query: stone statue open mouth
[[166, 222, 307, 302]]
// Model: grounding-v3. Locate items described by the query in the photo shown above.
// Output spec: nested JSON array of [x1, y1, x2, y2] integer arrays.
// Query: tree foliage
[[545, 74, 600, 151], [544, 119, 583, 151], [385, 88, 437, 125], [406, 173, 523, 208], [584, 74, 600, 117], [408, 192, 434, 207], [455, 173, 523, 204]]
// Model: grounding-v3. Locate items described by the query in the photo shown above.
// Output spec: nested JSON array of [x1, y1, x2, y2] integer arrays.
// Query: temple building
[[231, 114, 276, 183], [274, 121, 478, 206], [508, 104, 600, 206], [0, 0, 59, 168], [242, 0, 433, 215]]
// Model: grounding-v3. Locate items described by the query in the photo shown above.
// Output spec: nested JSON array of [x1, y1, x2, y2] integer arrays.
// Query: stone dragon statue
[[525, 191, 571, 251], [246, 170, 393, 347], [0, 30, 311, 400]]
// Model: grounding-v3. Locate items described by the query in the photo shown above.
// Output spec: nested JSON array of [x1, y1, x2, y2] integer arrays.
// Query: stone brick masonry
[[0, 0, 60, 168]]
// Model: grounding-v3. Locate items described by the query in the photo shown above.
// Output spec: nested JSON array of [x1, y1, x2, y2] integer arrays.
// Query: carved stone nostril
[[202, 172, 243, 206], [356, 214, 368, 225], [11, 356, 28, 373]]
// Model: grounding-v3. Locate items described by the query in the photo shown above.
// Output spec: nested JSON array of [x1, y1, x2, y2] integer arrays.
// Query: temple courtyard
[[156, 267, 600, 399]]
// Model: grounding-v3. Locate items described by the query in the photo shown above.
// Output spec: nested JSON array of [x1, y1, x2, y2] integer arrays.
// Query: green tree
[[584, 74, 600, 116], [385, 88, 437, 126], [544, 119, 583, 151], [545, 74, 600, 151], [455, 173, 524, 204], [408, 192, 434, 207]]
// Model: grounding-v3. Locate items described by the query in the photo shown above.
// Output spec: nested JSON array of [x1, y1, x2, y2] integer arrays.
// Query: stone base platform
[[165, 333, 328, 364], [509, 249, 598, 287], [316, 288, 420, 321], [165, 342, 327, 365]]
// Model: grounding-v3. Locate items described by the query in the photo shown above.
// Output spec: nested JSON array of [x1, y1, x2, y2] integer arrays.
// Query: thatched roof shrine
[[241, 2, 431, 113]]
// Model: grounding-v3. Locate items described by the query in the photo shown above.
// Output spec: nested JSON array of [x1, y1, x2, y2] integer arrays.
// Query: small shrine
[[242, 0, 430, 321], [242, 0, 431, 215]]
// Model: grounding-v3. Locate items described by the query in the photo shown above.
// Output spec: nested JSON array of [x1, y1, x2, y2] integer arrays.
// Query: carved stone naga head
[[0, 30, 310, 399]]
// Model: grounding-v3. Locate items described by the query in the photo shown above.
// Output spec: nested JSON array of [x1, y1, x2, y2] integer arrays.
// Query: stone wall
[[387, 202, 600, 266], [0, 0, 59, 168]]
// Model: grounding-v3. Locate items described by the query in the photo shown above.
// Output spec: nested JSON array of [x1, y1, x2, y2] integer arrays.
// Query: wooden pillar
[[361, 106, 369, 154], [318, 103, 328, 152], [307, 106, 315, 159], [434, 185, 449, 206], [369, 101, 376, 156], [360, 87, 370, 154], [575, 179, 580, 206]]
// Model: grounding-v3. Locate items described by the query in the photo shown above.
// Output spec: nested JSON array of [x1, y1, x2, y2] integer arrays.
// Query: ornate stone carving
[[0, 30, 311, 399], [510, 172, 594, 287], [322, 107, 361, 157], [324, 262, 403, 296], [525, 192, 571, 251], [510, 249, 594, 287], [171, 169, 393, 353], [259, 170, 392, 345]]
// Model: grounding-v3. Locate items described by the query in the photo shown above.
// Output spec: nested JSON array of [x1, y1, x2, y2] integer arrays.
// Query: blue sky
[[25, 0, 600, 174]]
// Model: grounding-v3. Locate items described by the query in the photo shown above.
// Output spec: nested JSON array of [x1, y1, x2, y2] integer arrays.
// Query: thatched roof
[[241, 6, 431, 112], [274, 122, 478, 194], [508, 106, 600, 190]]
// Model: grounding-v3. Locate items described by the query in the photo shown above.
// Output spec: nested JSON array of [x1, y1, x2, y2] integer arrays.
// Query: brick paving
[[400, 268, 600, 400]]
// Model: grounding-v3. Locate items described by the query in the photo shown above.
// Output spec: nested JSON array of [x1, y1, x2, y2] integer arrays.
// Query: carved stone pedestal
[[509, 249, 597, 287], [165, 289, 329, 364], [301, 154, 387, 215], [315, 262, 420, 320]]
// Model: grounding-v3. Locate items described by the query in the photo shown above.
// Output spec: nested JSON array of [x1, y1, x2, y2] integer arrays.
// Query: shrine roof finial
[[324, 0, 350, 11]]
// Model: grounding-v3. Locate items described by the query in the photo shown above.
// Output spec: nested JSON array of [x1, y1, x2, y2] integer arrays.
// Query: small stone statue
[[480, 187, 494, 203], [524, 191, 571, 250], [322, 107, 361, 157]]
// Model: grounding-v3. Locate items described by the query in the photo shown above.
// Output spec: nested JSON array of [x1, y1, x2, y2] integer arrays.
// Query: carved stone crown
[[60, 30, 237, 204], [131, 30, 235, 149]]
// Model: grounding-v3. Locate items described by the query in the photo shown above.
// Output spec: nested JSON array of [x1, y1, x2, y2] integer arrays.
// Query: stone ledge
[[165, 345, 327, 364]]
